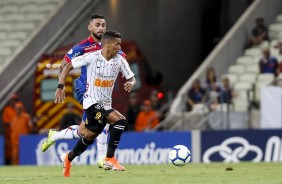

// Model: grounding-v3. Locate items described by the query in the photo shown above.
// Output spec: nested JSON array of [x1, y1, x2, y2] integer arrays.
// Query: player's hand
[[54, 88, 65, 103], [124, 81, 134, 92]]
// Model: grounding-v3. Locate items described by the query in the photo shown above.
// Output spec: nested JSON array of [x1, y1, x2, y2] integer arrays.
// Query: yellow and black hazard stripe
[[34, 58, 82, 130]]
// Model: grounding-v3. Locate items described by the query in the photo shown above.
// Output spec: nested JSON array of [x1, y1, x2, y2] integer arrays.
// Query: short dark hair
[[89, 14, 105, 22], [101, 30, 121, 43]]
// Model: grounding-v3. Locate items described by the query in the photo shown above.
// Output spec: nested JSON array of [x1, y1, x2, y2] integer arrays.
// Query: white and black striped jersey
[[71, 50, 134, 110]]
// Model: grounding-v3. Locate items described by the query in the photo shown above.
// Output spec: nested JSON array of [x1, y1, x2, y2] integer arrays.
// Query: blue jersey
[[64, 36, 126, 106], [259, 56, 278, 74], [64, 36, 102, 83]]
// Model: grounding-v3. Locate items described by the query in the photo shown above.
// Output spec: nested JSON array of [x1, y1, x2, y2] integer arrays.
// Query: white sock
[[51, 125, 81, 142], [96, 124, 109, 161]]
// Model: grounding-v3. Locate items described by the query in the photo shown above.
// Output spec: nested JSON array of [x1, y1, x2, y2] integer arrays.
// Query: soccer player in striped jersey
[[41, 14, 125, 168], [55, 30, 135, 176]]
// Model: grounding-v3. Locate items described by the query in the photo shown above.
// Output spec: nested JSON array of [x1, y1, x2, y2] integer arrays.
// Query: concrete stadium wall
[[61, 0, 206, 93]]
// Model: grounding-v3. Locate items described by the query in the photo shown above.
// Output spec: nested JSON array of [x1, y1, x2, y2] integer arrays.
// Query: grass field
[[0, 163, 282, 184]]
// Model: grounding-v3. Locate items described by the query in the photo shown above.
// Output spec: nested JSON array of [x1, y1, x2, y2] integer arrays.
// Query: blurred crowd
[[1, 94, 33, 165], [126, 90, 166, 132], [250, 17, 282, 76], [186, 67, 233, 112], [186, 17, 282, 113]]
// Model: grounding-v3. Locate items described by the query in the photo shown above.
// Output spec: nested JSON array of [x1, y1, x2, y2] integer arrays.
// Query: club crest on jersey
[[111, 67, 118, 73]]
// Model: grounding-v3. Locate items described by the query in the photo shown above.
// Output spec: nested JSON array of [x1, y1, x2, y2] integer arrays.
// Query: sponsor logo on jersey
[[95, 104, 103, 109], [94, 78, 114, 87], [85, 44, 98, 51], [70, 52, 81, 59], [67, 49, 73, 54]]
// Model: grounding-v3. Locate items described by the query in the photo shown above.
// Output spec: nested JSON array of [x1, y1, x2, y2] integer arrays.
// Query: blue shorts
[[75, 79, 87, 122]]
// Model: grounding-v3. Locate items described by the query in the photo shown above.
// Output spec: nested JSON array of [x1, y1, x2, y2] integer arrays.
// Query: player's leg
[[60, 125, 99, 177], [96, 124, 109, 168], [51, 112, 88, 142], [60, 104, 104, 177], [103, 110, 126, 171], [42, 82, 86, 152], [41, 113, 87, 152]]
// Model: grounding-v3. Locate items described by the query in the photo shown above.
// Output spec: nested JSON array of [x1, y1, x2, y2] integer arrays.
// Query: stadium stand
[[244, 47, 262, 57], [268, 23, 282, 40], [163, 0, 282, 131], [228, 65, 245, 75], [0, 0, 63, 70], [221, 74, 238, 86], [0, 0, 97, 111]]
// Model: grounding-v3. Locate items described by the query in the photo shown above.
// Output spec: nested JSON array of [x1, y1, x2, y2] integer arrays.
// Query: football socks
[[106, 119, 126, 158]]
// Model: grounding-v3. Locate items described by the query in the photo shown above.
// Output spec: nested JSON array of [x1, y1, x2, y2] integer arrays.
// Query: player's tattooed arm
[[124, 77, 136, 92], [58, 59, 68, 80], [54, 63, 73, 103]]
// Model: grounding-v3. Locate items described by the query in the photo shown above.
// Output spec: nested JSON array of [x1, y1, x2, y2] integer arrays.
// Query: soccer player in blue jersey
[[41, 14, 125, 168]]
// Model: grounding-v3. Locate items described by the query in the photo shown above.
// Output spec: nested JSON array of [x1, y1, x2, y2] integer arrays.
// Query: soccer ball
[[169, 145, 191, 166]]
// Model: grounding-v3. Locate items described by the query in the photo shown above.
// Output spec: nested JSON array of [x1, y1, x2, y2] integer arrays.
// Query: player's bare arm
[[58, 59, 68, 79], [124, 77, 136, 92], [54, 63, 73, 103]]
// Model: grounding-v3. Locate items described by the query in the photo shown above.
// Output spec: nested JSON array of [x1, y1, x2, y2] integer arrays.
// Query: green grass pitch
[[0, 163, 282, 184]]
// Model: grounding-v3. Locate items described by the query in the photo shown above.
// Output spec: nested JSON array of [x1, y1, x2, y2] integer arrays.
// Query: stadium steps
[[0, 0, 98, 110], [0, 0, 64, 72], [167, 0, 282, 130]]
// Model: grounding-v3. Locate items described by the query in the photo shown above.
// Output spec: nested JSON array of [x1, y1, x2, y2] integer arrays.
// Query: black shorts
[[85, 103, 114, 133]]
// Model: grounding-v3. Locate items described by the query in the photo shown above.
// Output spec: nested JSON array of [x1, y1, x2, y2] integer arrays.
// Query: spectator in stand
[[274, 38, 282, 55], [149, 90, 167, 121], [1, 94, 20, 165], [150, 90, 163, 111], [126, 92, 140, 131], [249, 17, 268, 46], [10, 102, 32, 165], [31, 115, 41, 134], [219, 77, 233, 104], [59, 103, 81, 130], [206, 81, 221, 111], [186, 79, 206, 111], [259, 48, 279, 76], [274, 39, 282, 74], [135, 100, 159, 132], [209, 77, 233, 111], [206, 67, 217, 87], [205, 67, 222, 111]]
